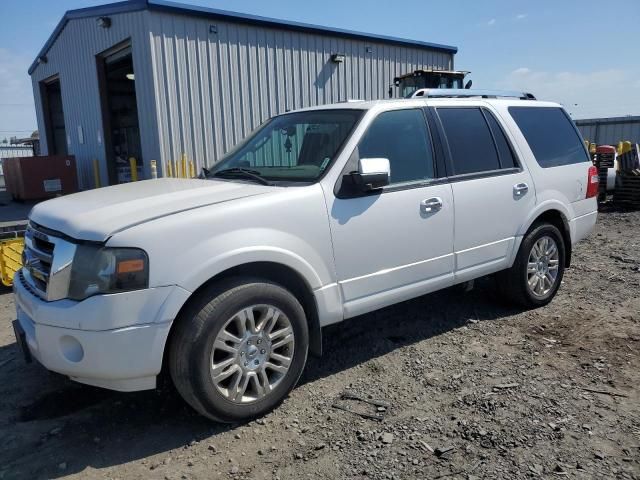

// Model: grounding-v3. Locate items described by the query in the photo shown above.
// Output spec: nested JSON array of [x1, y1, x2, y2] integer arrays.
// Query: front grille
[[18, 270, 40, 297], [22, 223, 76, 301], [33, 236, 54, 256], [26, 237, 52, 290]]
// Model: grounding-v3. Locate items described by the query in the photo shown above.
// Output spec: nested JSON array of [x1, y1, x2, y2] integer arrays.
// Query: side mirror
[[352, 158, 390, 192]]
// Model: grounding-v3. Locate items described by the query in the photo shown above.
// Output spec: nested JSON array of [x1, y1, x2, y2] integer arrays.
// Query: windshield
[[209, 109, 363, 182]]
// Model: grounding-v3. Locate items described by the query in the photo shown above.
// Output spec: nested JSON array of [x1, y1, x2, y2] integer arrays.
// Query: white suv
[[13, 92, 598, 422]]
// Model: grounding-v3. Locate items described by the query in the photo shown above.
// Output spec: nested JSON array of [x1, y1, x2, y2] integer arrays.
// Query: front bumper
[[13, 273, 191, 391]]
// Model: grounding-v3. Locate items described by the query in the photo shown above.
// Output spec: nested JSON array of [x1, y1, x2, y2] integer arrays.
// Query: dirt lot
[[0, 208, 639, 480]]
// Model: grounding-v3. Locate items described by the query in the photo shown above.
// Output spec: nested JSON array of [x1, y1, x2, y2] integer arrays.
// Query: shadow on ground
[[0, 278, 517, 478]]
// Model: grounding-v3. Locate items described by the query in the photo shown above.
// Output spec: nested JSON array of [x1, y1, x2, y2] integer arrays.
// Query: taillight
[[586, 165, 599, 198]]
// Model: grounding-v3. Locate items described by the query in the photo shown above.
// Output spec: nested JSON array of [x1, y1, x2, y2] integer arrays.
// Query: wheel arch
[[524, 208, 572, 267], [162, 261, 323, 379]]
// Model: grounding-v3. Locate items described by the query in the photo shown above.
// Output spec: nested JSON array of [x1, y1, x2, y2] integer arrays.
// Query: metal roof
[[575, 115, 640, 125], [29, 0, 458, 75]]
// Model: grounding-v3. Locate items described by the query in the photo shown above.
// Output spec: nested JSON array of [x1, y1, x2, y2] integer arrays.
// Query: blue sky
[[1, 0, 639, 140]]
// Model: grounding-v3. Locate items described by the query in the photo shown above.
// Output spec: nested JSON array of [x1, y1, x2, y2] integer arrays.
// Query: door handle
[[513, 183, 529, 197], [421, 197, 443, 213]]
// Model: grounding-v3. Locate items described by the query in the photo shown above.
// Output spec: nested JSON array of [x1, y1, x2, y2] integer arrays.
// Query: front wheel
[[169, 278, 309, 422], [497, 223, 566, 308]]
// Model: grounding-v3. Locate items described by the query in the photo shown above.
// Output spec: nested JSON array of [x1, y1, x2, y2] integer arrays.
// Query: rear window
[[509, 107, 590, 168]]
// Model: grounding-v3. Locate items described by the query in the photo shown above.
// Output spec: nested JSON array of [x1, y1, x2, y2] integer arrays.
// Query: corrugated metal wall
[[576, 116, 640, 146], [30, 10, 160, 190], [31, 8, 453, 188], [147, 11, 453, 175]]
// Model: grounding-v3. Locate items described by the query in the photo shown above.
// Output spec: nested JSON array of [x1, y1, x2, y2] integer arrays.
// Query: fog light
[[59, 336, 84, 363]]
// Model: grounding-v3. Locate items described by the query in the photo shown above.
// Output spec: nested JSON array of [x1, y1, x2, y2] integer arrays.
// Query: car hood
[[29, 178, 273, 242]]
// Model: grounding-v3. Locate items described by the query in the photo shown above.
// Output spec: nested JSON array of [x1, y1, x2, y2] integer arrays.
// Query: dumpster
[[2, 155, 78, 201]]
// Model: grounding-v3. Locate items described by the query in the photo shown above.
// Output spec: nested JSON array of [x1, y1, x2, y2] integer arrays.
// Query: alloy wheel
[[210, 305, 295, 404], [526, 235, 560, 298]]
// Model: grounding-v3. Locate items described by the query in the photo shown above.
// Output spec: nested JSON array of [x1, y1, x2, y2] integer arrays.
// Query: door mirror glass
[[353, 157, 390, 191]]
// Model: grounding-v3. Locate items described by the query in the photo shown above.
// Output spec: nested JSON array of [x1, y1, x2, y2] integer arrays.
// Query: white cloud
[[0, 49, 37, 139], [487, 18, 496, 26], [497, 67, 640, 118], [512, 67, 531, 75], [515, 13, 527, 20]]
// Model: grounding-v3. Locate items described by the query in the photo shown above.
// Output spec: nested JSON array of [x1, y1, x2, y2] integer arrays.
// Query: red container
[[2, 155, 78, 201]]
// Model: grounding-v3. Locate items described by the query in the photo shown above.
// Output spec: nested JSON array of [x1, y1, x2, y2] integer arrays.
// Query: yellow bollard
[[181, 153, 187, 179], [189, 160, 195, 178], [129, 157, 138, 182], [174, 160, 180, 178], [92, 158, 101, 188], [167, 160, 173, 178], [150, 160, 158, 179]]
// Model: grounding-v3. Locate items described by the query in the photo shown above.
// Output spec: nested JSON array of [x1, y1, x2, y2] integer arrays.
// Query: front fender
[[180, 244, 325, 293]]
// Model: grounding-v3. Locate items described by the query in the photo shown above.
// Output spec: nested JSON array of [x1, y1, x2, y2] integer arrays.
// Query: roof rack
[[410, 89, 536, 100]]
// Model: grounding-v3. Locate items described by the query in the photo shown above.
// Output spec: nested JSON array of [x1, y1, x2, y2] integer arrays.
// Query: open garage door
[[97, 43, 142, 184], [40, 76, 67, 156]]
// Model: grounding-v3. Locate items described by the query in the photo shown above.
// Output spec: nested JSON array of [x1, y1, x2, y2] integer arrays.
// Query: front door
[[325, 108, 455, 318]]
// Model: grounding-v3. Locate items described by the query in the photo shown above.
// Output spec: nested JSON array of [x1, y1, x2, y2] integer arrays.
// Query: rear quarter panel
[[492, 102, 597, 236]]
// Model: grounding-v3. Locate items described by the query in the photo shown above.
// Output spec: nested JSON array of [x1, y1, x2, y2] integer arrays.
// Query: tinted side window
[[358, 109, 434, 184], [437, 108, 500, 175], [509, 107, 590, 167], [485, 111, 517, 168]]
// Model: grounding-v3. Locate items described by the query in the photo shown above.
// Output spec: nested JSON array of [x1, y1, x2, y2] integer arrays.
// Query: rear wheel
[[169, 278, 309, 422], [497, 223, 566, 308]]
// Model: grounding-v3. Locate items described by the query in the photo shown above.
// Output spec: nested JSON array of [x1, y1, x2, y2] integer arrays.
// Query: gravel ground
[[0, 208, 639, 479]]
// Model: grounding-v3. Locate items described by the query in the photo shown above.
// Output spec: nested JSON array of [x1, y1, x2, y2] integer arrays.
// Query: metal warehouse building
[[576, 116, 640, 146], [29, 0, 457, 189]]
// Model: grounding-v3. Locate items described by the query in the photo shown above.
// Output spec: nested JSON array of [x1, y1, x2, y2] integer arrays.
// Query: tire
[[169, 277, 309, 422], [496, 223, 566, 308]]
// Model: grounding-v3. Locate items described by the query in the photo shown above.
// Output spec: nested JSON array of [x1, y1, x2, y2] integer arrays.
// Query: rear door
[[431, 105, 536, 281]]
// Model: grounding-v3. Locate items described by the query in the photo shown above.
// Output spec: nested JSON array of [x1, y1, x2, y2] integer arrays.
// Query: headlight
[[68, 245, 149, 300]]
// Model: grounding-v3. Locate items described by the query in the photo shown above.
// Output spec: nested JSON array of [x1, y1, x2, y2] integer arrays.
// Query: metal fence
[[575, 116, 640, 146], [0, 146, 34, 159], [0, 146, 34, 177]]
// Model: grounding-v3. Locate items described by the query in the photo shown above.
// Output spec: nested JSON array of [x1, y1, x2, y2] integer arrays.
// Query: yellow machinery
[[0, 236, 24, 287], [392, 69, 472, 98]]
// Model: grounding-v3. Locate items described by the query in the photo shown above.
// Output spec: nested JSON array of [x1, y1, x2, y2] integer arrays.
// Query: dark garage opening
[[97, 44, 142, 184], [40, 77, 67, 156]]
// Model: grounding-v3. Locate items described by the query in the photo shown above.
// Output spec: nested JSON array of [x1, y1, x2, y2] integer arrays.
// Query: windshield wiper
[[210, 168, 273, 186]]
